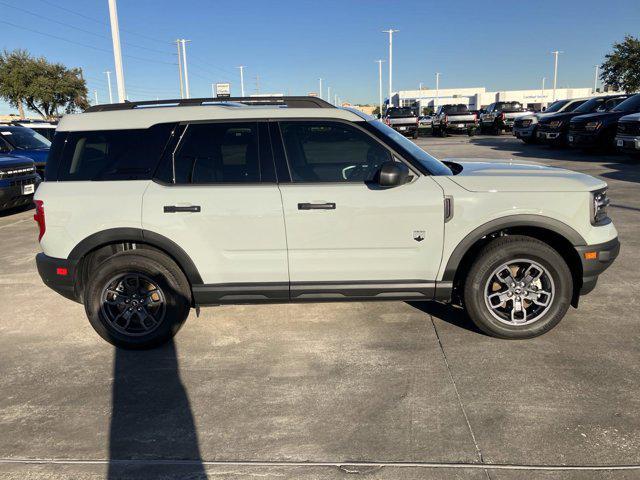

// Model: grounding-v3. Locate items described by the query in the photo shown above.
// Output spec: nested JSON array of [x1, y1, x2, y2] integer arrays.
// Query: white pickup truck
[[432, 104, 478, 136], [383, 107, 419, 138]]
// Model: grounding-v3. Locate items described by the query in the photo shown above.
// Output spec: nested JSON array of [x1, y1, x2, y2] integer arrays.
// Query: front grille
[[617, 122, 640, 136], [514, 119, 532, 128], [0, 165, 36, 179], [569, 122, 587, 133], [10, 177, 36, 187], [537, 123, 553, 132]]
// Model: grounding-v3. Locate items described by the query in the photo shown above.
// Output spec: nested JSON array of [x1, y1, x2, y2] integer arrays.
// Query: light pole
[[551, 50, 563, 101], [175, 39, 184, 99], [541, 77, 546, 108], [181, 39, 191, 99], [593, 65, 599, 93], [94, 90, 99, 105], [318, 78, 323, 99], [327, 86, 331, 104], [382, 29, 399, 106], [237, 66, 245, 97], [435, 72, 441, 111], [104, 71, 113, 103], [376, 59, 384, 115], [107, 0, 126, 102]]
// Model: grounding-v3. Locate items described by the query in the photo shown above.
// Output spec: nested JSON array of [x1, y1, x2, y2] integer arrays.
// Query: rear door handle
[[163, 205, 201, 213], [298, 202, 336, 210]]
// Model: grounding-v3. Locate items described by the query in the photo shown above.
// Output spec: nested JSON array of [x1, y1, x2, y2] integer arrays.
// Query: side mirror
[[376, 161, 410, 187]]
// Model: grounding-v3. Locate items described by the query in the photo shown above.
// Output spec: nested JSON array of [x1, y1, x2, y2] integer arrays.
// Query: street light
[[382, 29, 399, 106]]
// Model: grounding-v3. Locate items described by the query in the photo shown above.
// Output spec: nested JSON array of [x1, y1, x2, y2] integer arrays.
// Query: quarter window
[[172, 122, 261, 184], [279, 121, 392, 182]]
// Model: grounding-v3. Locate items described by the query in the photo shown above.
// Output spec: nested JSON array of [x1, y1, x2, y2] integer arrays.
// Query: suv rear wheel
[[463, 235, 572, 339], [84, 249, 191, 349]]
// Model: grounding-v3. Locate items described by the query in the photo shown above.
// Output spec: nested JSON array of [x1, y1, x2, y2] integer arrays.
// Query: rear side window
[[53, 124, 175, 181], [171, 122, 261, 184]]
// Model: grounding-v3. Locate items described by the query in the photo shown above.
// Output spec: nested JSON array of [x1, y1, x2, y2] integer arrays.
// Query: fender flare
[[441, 214, 586, 282], [67, 227, 203, 285]]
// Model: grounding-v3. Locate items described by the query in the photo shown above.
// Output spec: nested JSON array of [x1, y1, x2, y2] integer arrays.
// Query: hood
[[0, 154, 36, 169], [12, 148, 48, 165], [538, 111, 584, 125], [445, 159, 606, 192], [570, 111, 626, 124], [619, 112, 640, 122]]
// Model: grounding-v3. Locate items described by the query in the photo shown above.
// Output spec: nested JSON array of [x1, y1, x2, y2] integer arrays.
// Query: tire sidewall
[[465, 239, 572, 339]]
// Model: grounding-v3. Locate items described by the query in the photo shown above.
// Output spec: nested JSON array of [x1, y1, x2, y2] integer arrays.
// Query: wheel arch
[[68, 228, 203, 302], [443, 215, 586, 307]]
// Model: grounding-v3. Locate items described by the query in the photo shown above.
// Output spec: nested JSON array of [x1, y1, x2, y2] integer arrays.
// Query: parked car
[[513, 98, 587, 144], [615, 113, 640, 158], [10, 120, 57, 141], [569, 93, 640, 151], [537, 95, 630, 147], [383, 107, 419, 138], [0, 125, 51, 177], [0, 154, 40, 211], [431, 104, 478, 137], [417, 115, 433, 136], [35, 96, 619, 348], [479, 101, 528, 134]]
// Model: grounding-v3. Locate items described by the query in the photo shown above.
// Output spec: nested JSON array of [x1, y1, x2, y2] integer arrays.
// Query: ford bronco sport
[[35, 97, 619, 349]]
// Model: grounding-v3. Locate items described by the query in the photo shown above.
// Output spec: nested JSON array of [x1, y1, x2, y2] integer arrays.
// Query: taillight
[[444, 115, 448, 124], [474, 113, 478, 123], [500, 112, 505, 120], [34, 200, 45, 241]]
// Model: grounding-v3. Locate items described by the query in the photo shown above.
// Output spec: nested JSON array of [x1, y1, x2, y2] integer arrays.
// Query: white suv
[[34, 97, 619, 349]]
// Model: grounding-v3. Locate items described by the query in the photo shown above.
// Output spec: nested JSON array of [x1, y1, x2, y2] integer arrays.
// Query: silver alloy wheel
[[483, 259, 555, 326], [100, 273, 166, 337]]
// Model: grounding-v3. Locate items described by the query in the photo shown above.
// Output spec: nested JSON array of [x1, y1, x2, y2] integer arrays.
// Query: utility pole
[[382, 29, 399, 107], [376, 59, 384, 115], [211, 83, 215, 98], [104, 71, 113, 103], [327, 86, 331, 104], [593, 64, 599, 93], [551, 50, 563, 101], [541, 77, 546, 107], [255, 75, 260, 95], [237, 65, 245, 97], [318, 78, 322, 99], [107, 0, 126, 102], [94, 90, 99, 105], [435, 72, 441, 110], [181, 39, 191, 99], [175, 40, 184, 99], [334, 93, 338, 105]]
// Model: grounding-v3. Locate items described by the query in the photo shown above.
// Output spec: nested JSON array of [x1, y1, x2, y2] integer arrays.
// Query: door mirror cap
[[376, 161, 410, 187]]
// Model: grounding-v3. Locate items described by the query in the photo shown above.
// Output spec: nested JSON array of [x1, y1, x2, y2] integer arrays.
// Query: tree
[[0, 49, 89, 120], [600, 35, 640, 93]]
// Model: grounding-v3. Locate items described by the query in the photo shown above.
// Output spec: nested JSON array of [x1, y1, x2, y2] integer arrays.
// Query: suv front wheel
[[463, 236, 572, 339], [84, 249, 191, 349]]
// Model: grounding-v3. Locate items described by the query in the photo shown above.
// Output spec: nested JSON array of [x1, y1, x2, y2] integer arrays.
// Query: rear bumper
[[391, 124, 418, 134], [36, 253, 80, 302], [575, 237, 620, 295]]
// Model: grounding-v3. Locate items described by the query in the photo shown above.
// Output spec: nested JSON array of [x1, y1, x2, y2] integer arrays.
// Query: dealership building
[[389, 86, 604, 112]]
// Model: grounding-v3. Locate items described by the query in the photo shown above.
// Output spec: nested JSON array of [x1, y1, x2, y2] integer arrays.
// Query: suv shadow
[[407, 301, 488, 336]]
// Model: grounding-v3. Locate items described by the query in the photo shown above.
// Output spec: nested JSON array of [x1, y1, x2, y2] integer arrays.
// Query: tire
[[521, 137, 536, 144], [463, 235, 573, 339], [412, 131, 419, 139], [84, 249, 191, 349]]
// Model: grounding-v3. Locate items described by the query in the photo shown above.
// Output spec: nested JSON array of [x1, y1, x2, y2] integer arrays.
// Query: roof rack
[[85, 96, 334, 113]]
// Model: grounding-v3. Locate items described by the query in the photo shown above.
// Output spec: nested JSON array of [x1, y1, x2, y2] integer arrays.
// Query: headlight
[[591, 188, 610, 225], [549, 120, 563, 129], [585, 121, 602, 131]]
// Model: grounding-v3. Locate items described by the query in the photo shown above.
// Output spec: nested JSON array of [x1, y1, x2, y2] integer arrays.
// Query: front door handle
[[298, 202, 336, 210], [163, 205, 201, 213]]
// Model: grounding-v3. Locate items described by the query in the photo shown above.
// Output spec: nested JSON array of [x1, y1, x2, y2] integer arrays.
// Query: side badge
[[413, 230, 425, 242]]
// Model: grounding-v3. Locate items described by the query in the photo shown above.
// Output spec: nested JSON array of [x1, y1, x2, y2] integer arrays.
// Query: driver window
[[279, 121, 392, 182]]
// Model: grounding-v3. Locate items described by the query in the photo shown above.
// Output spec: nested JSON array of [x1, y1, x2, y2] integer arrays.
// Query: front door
[[274, 120, 445, 299]]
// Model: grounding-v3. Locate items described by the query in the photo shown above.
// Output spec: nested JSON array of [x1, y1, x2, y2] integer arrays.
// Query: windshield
[[612, 93, 640, 113], [386, 107, 415, 118], [544, 100, 569, 113], [574, 96, 625, 114], [443, 104, 469, 114], [368, 120, 452, 175], [0, 126, 51, 149], [563, 100, 586, 112]]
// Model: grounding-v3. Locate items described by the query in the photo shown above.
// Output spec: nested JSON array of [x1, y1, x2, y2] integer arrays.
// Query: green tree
[[0, 49, 89, 120], [600, 35, 640, 93]]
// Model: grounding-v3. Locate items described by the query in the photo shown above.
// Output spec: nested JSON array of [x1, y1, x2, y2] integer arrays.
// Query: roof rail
[[85, 96, 334, 113]]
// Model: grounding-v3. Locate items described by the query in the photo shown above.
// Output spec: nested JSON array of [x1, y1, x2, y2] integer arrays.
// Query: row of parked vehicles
[[385, 93, 640, 159], [0, 121, 55, 212]]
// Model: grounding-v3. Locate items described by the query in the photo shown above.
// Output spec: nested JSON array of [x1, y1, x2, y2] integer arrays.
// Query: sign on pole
[[216, 83, 231, 98]]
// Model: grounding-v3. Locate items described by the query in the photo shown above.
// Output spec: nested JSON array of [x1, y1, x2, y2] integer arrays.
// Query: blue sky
[[1, 0, 639, 113]]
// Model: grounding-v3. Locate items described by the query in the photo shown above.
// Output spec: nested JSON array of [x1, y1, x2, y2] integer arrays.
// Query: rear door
[[273, 120, 445, 299], [142, 121, 289, 298]]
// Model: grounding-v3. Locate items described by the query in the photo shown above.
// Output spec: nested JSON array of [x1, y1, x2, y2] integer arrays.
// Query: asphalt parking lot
[[0, 135, 639, 480]]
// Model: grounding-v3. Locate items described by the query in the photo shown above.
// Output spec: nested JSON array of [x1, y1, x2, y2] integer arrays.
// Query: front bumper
[[514, 124, 535, 138], [575, 237, 620, 295], [36, 253, 79, 302], [568, 131, 599, 148], [0, 175, 40, 211], [615, 135, 640, 152]]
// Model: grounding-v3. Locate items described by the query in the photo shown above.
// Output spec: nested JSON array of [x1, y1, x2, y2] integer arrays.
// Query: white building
[[391, 86, 607, 112]]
